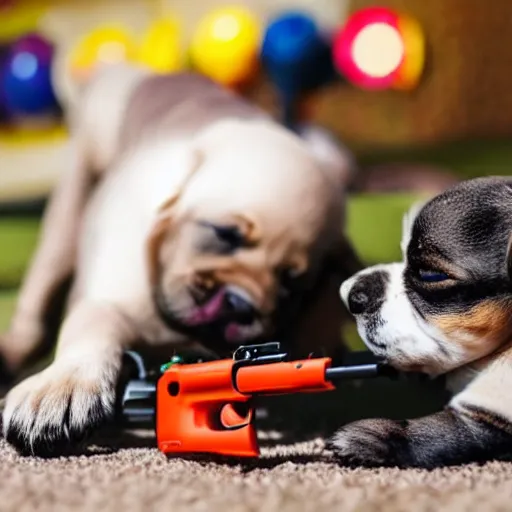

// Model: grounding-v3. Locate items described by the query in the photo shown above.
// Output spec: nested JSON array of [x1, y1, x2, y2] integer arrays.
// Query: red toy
[[120, 343, 397, 458]]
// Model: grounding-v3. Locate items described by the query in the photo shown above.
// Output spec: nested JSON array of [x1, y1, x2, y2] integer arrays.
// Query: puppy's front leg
[[3, 300, 136, 457], [328, 354, 512, 469], [327, 408, 512, 469], [0, 145, 94, 375]]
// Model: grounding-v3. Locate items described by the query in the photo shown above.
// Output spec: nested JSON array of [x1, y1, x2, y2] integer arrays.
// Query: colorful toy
[[119, 342, 397, 458], [189, 6, 261, 89], [0, 43, 9, 119], [138, 17, 184, 74], [1, 32, 58, 116], [67, 24, 139, 84], [332, 7, 425, 91], [261, 11, 335, 130]]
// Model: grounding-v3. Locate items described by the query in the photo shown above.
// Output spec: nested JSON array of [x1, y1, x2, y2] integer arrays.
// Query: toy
[[332, 7, 425, 91], [1, 32, 58, 116], [0, 43, 9, 120], [138, 17, 184, 74], [68, 25, 139, 84], [261, 11, 335, 130], [189, 6, 261, 89], [119, 342, 397, 458]]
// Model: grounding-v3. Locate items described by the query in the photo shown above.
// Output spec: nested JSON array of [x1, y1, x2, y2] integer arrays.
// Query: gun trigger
[[220, 403, 252, 429]]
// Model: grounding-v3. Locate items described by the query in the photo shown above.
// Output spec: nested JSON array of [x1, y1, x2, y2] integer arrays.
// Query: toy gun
[[118, 342, 398, 458]]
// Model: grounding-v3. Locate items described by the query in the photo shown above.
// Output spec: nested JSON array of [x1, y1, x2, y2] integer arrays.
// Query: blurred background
[[0, 0, 511, 354]]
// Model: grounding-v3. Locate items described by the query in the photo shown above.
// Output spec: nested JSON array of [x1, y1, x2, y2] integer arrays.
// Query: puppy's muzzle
[[341, 272, 388, 316], [189, 284, 257, 326]]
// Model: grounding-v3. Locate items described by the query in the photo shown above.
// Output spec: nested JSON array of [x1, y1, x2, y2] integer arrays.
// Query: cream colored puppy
[[1, 66, 359, 456]]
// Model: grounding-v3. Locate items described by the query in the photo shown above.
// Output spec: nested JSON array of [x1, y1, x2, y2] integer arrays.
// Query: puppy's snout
[[343, 271, 388, 316]]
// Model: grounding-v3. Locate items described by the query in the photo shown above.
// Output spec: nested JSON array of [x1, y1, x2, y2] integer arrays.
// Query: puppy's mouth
[[155, 285, 266, 348]]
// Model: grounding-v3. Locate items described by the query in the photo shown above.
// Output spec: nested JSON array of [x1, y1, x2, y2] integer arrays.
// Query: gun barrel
[[325, 363, 397, 381], [235, 357, 335, 394]]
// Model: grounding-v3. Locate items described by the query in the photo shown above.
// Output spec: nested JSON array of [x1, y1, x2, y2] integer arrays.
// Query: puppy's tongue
[[187, 289, 226, 325]]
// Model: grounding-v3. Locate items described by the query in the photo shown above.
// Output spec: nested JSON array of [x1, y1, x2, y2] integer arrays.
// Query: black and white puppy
[[328, 176, 512, 469]]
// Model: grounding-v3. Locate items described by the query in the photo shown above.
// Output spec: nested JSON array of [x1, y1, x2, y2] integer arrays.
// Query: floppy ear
[[146, 196, 180, 286], [299, 124, 357, 191], [146, 145, 203, 286], [401, 199, 427, 256]]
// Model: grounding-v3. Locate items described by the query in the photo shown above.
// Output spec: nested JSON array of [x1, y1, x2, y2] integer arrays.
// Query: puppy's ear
[[401, 199, 427, 257], [232, 213, 261, 246], [146, 197, 179, 286], [299, 124, 356, 191], [146, 145, 203, 285]]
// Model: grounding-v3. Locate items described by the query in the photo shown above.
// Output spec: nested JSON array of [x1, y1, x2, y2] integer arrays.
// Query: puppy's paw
[[326, 418, 409, 468], [2, 358, 119, 457]]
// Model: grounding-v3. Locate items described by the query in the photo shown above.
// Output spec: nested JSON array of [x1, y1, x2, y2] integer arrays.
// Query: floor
[[1, 138, 511, 510], [0, 430, 511, 512]]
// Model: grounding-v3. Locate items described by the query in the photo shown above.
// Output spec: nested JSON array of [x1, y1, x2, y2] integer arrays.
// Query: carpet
[[1, 428, 512, 512]]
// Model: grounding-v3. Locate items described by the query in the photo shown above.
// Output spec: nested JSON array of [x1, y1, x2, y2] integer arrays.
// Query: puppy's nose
[[345, 271, 388, 315], [224, 291, 255, 319], [347, 289, 369, 315]]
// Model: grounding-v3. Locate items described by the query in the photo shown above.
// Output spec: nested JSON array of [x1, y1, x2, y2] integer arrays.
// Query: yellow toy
[[138, 17, 184, 74], [189, 6, 261, 88], [68, 25, 139, 83]]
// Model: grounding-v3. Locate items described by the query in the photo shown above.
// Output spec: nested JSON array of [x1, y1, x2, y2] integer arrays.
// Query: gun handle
[[156, 361, 260, 458], [157, 400, 259, 458]]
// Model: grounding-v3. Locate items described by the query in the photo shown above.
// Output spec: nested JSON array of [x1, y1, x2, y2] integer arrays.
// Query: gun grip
[[157, 360, 260, 458]]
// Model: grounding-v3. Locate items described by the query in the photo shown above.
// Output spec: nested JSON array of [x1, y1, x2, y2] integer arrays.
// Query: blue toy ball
[[261, 12, 335, 129], [0, 44, 9, 120], [262, 12, 319, 66], [1, 33, 59, 116]]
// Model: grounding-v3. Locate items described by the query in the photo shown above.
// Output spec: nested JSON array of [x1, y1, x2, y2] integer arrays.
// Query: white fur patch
[[450, 355, 512, 422], [400, 200, 427, 259]]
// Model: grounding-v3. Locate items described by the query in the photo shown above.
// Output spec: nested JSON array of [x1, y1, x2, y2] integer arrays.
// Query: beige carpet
[[1, 429, 512, 512]]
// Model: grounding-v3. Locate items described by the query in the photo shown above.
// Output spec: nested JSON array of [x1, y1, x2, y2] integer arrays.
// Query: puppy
[[1, 65, 360, 456], [328, 176, 512, 469]]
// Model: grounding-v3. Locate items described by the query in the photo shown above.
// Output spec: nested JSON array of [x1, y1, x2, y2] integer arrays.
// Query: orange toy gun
[[118, 343, 397, 458]]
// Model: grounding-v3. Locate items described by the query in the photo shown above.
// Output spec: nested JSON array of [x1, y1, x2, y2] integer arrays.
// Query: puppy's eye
[[211, 225, 244, 248], [198, 221, 245, 252], [418, 269, 450, 283]]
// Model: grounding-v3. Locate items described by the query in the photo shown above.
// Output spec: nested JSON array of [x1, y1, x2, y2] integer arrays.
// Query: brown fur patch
[[457, 402, 512, 435], [146, 193, 184, 287], [146, 214, 173, 287], [432, 301, 512, 350], [232, 213, 261, 245]]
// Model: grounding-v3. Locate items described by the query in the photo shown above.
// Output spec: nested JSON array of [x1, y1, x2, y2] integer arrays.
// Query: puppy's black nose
[[348, 290, 369, 315], [224, 291, 255, 320], [346, 271, 388, 315]]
